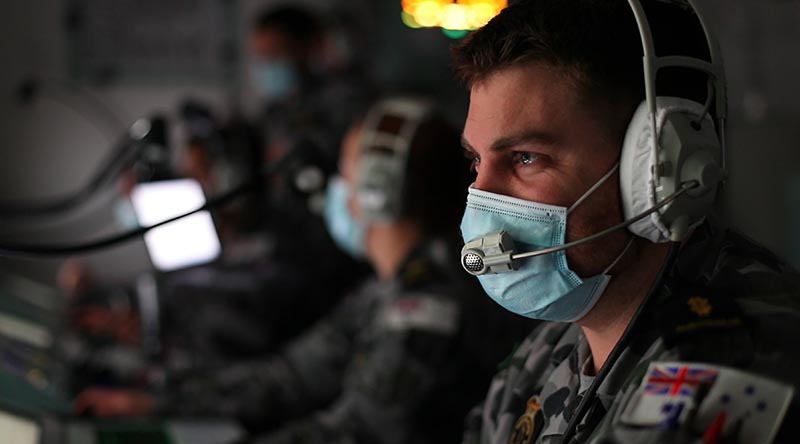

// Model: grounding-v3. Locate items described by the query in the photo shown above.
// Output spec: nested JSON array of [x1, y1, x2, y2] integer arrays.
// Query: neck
[[577, 238, 671, 374], [365, 219, 422, 281]]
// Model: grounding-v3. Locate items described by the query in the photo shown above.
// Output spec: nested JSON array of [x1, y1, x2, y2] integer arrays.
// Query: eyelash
[[464, 150, 480, 172], [463, 151, 541, 173]]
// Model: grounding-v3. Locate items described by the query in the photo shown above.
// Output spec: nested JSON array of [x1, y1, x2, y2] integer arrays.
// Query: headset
[[355, 97, 436, 222], [461, 0, 727, 276]]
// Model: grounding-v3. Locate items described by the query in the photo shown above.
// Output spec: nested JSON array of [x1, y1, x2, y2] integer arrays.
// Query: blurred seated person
[[75, 97, 534, 443], [250, 4, 372, 168], [249, 3, 372, 277], [160, 5, 376, 360], [166, 5, 377, 359], [57, 260, 140, 346], [177, 100, 266, 247], [159, 99, 370, 362], [55, 259, 149, 395]]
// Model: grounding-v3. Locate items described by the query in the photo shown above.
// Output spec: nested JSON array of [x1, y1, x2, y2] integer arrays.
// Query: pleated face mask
[[460, 163, 630, 322], [323, 176, 365, 258]]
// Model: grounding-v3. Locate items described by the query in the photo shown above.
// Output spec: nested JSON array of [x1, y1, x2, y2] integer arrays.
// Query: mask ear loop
[[563, 160, 631, 275], [603, 237, 635, 275], [567, 162, 621, 215]]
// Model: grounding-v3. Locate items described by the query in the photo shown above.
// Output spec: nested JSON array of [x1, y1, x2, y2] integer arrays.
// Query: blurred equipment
[[65, 0, 237, 87], [0, 267, 245, 444], [15, 75, 124, 140], [0, 115, 171, 218], [0, 406, 40, 444], [0, 145, 300, 258], [130, 179, 222, 272]]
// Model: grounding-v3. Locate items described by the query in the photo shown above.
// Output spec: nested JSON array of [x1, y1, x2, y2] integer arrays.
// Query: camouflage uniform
[[161, 240, 532, 444], [463, 224, 800, 444]]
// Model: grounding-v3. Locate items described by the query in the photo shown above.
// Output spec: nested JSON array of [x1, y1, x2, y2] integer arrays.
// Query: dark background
[[1, 0, 798, 285]]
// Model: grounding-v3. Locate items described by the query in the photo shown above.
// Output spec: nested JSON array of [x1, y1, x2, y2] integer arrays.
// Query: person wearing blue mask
[[248, 6, 373, 317], [217, 96, 531, 444], [250, 7, 312, 107], [451, 1, 800, 443], [74, 97, 533, 444], [249, 5, 371, 167]]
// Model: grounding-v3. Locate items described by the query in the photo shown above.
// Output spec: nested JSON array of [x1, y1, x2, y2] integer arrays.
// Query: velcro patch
[[380, 295, 459, 335], [620, 361, 794, 443]]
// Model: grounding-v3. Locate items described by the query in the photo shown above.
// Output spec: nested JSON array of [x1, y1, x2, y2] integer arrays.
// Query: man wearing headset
[[452, 1, 800, 443]]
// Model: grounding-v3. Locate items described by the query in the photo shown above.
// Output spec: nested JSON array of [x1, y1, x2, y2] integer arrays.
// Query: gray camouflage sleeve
[[157, 293, 365, 430], [249, 292, 463, 444]]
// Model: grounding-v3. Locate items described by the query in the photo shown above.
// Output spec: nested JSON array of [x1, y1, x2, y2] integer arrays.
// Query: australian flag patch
[[620, 361, 794, 443]]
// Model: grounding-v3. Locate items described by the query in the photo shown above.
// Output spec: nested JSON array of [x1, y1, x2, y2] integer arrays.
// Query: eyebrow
[[461, 130, 556, 154]]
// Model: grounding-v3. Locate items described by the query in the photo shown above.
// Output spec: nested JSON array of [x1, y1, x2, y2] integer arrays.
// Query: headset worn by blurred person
[[74, 96, 534, 444]]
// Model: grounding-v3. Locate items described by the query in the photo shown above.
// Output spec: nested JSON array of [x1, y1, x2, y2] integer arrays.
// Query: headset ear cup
[[355, 97, 435, 223], [620, 100, 670, 242], [620, 97, 723, 242], [357, 154, 400, 221]]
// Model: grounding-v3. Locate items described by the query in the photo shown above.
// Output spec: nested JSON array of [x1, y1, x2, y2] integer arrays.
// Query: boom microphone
[[460, 180, 698, 276]]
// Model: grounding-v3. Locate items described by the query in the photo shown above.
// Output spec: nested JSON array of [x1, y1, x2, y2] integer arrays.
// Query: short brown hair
[[452, 0, 712, 141]]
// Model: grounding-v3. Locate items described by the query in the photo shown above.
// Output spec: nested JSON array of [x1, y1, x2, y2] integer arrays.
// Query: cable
[[559, 243, 681, 444], [0, 151, 294, 258], [15, 76, 126, 141], [512, 181, 698, 261], [0, 118, 160, 217]]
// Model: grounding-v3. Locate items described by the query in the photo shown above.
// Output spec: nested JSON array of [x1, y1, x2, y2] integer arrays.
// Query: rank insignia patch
[[509, 395, 543, 444], [687, 296, 713, 317]]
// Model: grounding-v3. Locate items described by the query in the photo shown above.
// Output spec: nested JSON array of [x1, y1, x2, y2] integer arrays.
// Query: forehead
[[464, 63, 586, 146]]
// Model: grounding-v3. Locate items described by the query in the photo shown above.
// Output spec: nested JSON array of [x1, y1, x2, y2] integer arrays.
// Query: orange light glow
[[401, 0, 507, 31], [466, 2, 497, 29], [414, 1, 444, 28], [440, 3, 469, 31]]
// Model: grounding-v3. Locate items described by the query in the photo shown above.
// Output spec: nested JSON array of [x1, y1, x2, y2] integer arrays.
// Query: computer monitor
[[130, 179, 222, 272]]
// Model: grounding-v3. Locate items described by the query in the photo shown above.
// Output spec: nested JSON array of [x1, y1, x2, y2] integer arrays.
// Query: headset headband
[[357, 97, 435, 222], [626, 0, 728, 179]]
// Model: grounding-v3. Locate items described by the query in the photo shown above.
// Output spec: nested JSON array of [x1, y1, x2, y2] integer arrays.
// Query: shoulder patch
[[620, 361, 794, 443], [380, 295, 459, 335]]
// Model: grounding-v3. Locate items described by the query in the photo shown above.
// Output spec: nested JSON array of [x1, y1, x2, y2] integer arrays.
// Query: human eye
[[512, 151, 539, 167], [463, 148, 481, 172]]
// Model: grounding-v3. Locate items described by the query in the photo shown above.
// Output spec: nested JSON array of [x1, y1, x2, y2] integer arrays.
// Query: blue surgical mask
[[323, 176, 365, 258], [460, 163, 629, 322], [250, 59, 298, 104]]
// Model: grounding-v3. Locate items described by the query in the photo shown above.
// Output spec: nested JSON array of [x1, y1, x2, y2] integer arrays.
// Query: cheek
[[566, 182, 622, 239], [564, 175, 627, 275]]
